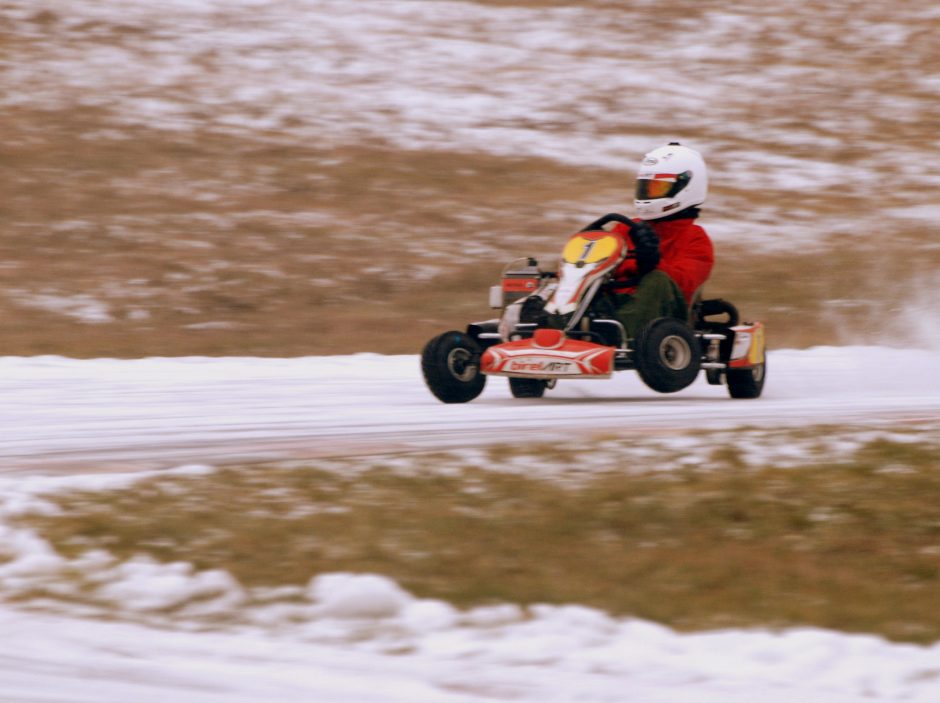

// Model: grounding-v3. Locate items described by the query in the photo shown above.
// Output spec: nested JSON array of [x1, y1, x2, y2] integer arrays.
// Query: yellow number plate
[[561, 234, 620, 265]]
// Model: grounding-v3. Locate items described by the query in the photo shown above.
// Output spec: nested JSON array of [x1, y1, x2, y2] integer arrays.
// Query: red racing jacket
[[609, 217, 715, 303]]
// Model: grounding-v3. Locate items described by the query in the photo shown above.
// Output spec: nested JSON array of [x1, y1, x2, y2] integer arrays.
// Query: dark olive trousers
[[609, 271, 689, 339]]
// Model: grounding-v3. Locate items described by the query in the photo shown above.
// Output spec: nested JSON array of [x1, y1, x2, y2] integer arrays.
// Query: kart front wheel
[[421, 331, 487, 403], [633, 318, 702, 394], [508, 377, 548, 398]]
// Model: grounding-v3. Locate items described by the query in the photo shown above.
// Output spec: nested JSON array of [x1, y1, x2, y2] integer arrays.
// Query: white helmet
[[634, 142, 708, 220]]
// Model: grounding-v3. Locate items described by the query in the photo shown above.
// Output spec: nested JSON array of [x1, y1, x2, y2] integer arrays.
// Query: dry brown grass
[[25, 432, 940, 643], [0, 105, 607, 355], [2, 103, 933, 356], [3, 0, 938, 357]]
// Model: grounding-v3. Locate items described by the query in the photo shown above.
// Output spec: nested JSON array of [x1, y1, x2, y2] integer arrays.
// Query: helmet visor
[[635, 177, 675, 200], [635, 171, 691, 200]]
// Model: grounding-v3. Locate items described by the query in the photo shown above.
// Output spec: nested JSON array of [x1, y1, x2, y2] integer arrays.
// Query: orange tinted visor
[[635, 176, 676, 200]]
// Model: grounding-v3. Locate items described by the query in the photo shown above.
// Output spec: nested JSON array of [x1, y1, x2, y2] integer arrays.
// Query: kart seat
[[691, 288, 740, 329]]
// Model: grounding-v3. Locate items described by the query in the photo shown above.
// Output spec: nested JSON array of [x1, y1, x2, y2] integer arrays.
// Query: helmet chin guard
[[634, 142, 708, 220]]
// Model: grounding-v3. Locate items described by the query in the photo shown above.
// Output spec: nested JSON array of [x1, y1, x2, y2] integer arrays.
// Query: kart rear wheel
[[727, 356, 766, 399], [633, 318, 702, 394], [421, 331, 486, 403], [508, 377, 548, 398]]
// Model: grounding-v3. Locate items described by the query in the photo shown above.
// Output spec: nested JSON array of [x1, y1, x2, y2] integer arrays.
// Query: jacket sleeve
[[658, 224, 714, 303]]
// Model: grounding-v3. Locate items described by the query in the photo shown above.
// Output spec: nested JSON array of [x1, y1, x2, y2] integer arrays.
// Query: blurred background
[[2, 0, 938, 357], [3, 3, 940, 701]]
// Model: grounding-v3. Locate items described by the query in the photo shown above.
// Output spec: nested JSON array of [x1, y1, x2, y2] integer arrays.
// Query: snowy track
[[3, 346, 938, 475], [2, 347, 939, 703]]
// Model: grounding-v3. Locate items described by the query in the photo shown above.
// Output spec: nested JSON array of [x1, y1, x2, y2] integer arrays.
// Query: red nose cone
[[532, 328, 565, 349]]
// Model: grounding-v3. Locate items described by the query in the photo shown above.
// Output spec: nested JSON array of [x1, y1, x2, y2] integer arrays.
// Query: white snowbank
[[1, 573, 939, 703]]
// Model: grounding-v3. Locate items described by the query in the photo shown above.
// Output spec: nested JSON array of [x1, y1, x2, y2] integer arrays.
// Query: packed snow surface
[[1, 347, 939, 702], [2, 346, 937, 473]]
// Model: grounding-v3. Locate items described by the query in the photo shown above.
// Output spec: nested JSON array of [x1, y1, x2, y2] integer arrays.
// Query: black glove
[[630, 221, 660, 275], [519, 294, 546, 324]]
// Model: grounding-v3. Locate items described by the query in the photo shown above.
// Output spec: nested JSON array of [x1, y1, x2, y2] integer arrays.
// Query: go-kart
[[421, 213, 766, 403]]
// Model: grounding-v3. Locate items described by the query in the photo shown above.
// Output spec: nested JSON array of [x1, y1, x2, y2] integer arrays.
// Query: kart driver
[[604, 142, 714, 339]]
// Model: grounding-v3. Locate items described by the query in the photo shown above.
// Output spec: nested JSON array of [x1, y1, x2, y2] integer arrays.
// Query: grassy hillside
[[1, 1, 936, 357], [23, 424, 940, 643]]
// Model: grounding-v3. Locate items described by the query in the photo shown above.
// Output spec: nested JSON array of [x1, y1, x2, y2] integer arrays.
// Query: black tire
[[727, 355, 766, 399], [633, 318, 702, 394], [705, 368, 724, 386], [508, 377, 548, 398], [421, 331, 487, 403]]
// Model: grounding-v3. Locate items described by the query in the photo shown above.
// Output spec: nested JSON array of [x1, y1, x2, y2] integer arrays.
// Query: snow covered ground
[[3, 576, 940, 703], [7, 0, 934, 169], [2, 345, 938, 474], [1, 347, 939, 701], [4, 0, 939, 248]]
